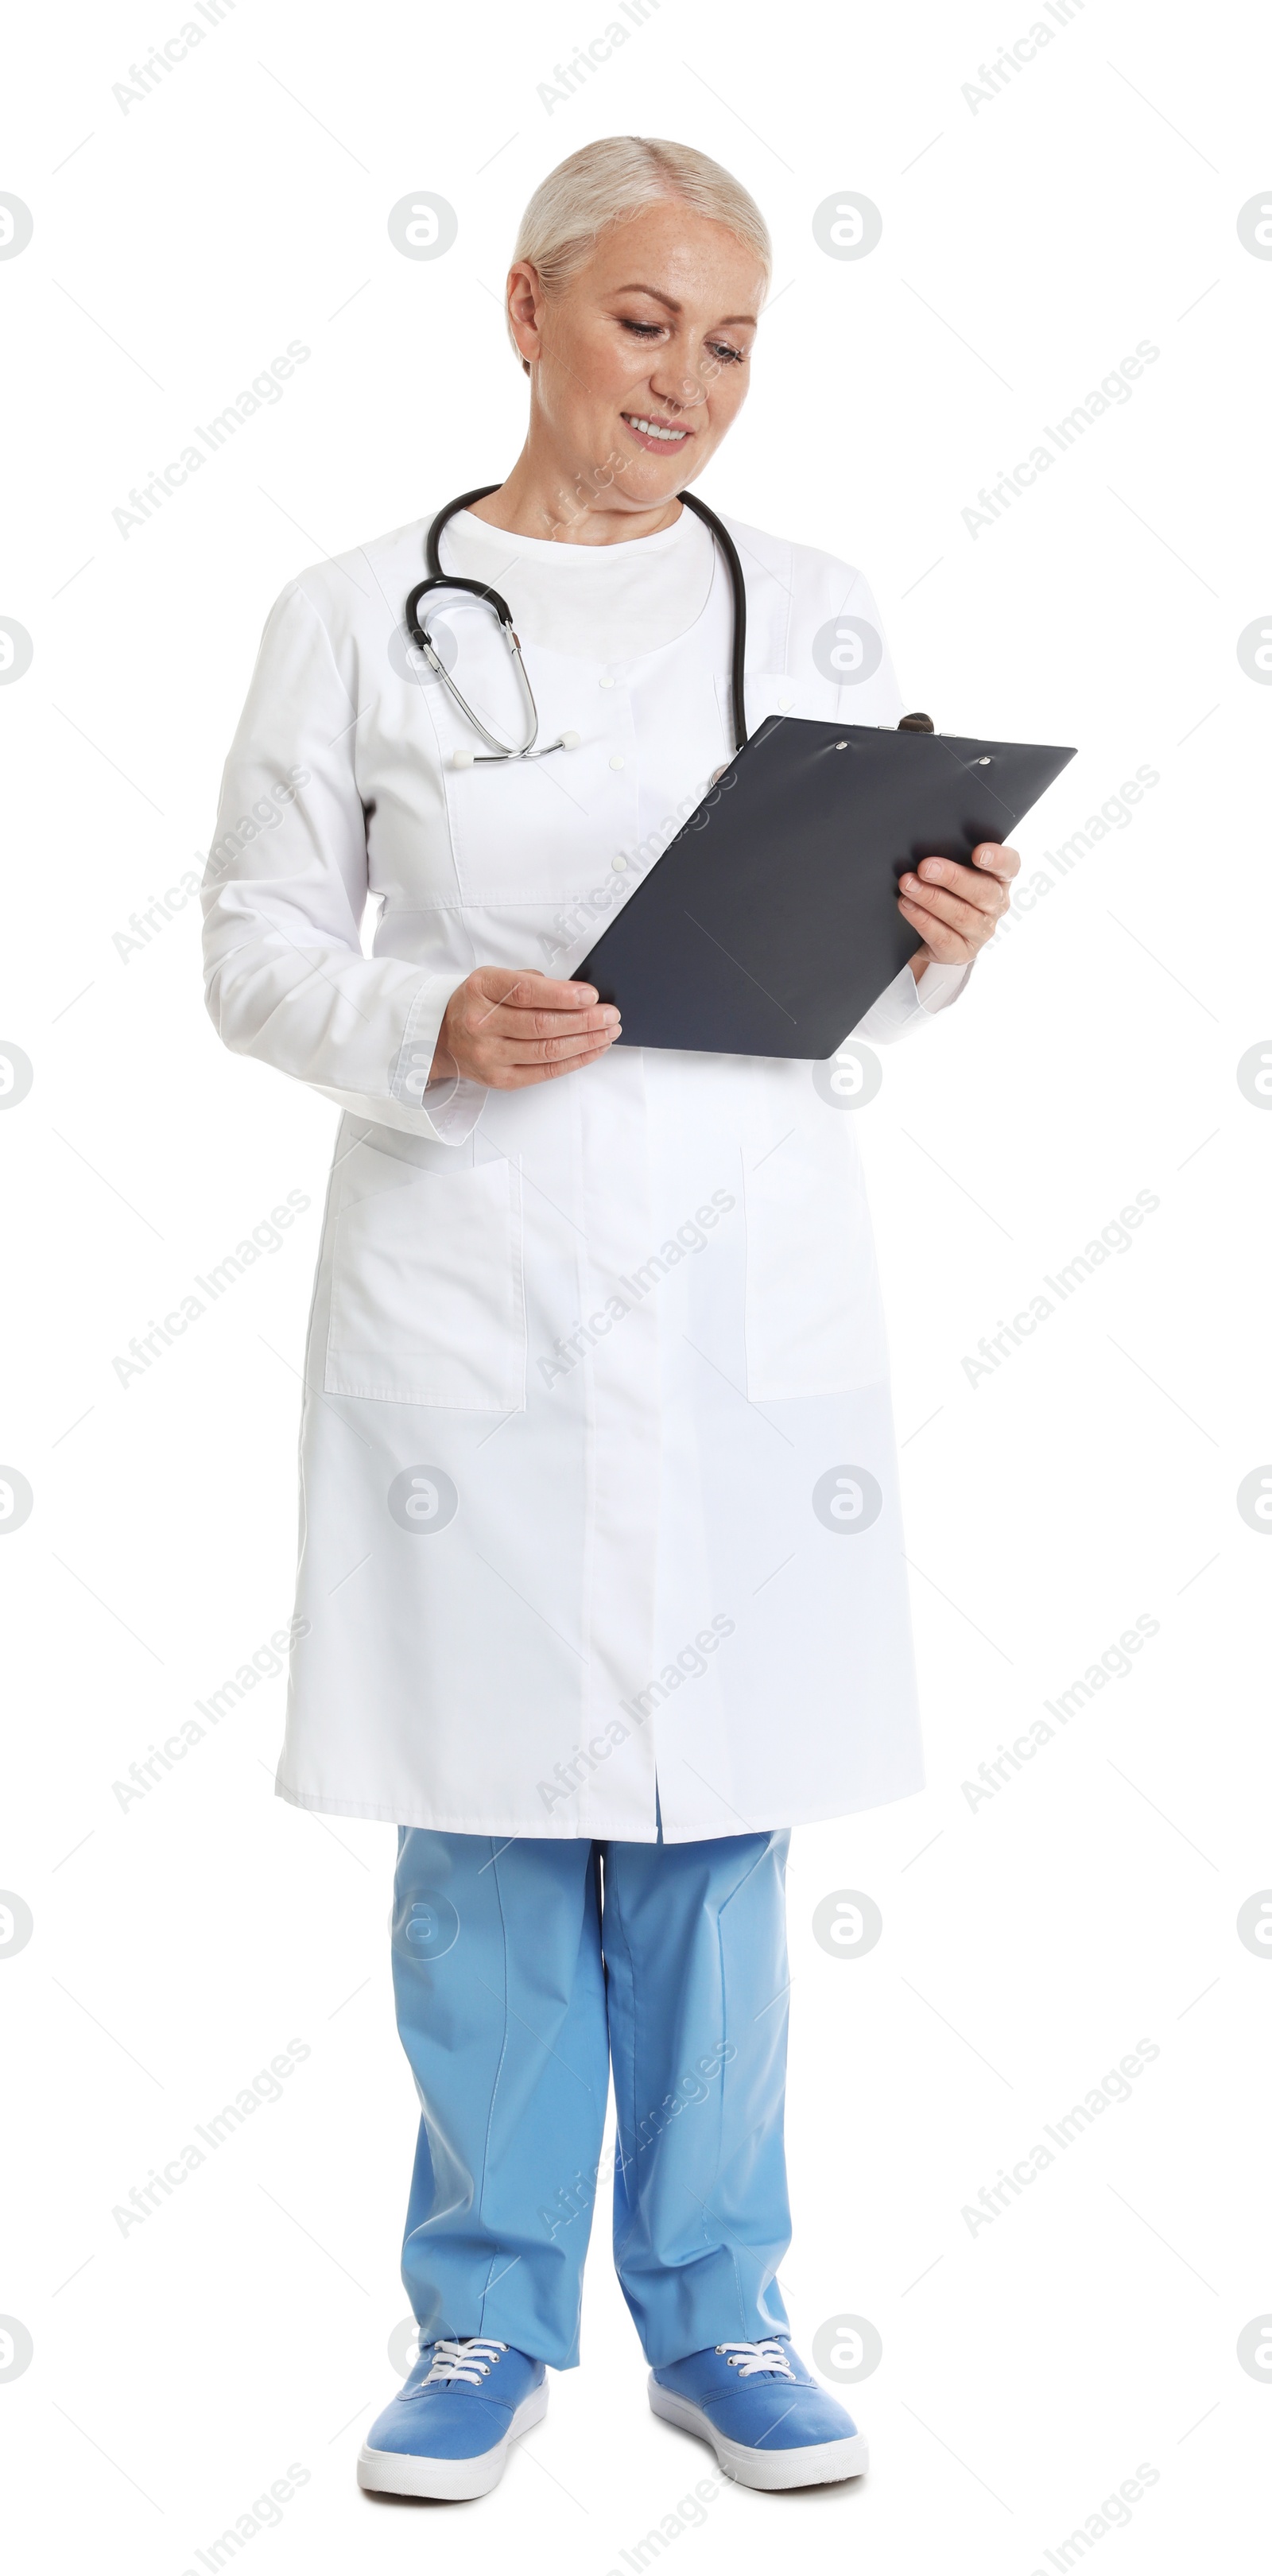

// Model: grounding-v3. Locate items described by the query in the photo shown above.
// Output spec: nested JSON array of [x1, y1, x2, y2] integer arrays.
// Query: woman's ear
[[507, 260, 545, 370]]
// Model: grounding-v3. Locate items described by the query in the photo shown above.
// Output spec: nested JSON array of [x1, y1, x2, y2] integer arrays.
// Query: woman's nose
[[647, 363, 708, 412]]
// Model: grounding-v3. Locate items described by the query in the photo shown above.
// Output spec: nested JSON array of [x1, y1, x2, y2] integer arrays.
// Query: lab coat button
[[599, 674, 615, 688], [609, 753, 625, 770], [778, 692, 793, 712], [611, 855, 627, 873]]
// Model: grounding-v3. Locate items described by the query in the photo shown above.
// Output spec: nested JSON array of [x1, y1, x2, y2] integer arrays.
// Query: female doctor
[[204, 136, 1016, 2502]]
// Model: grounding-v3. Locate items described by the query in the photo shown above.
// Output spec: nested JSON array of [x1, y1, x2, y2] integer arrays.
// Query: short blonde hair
[[507, 136, 772, 370]]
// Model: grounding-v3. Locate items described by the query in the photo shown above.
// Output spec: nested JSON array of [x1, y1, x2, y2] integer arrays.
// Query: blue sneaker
[[649, 2337, 867, 2490], [358, 2337, 548, 2500]]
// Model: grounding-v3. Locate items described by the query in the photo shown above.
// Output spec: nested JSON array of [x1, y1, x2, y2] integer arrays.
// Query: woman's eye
[[620, 319, 663, 338], [708, 343, 745, 366]]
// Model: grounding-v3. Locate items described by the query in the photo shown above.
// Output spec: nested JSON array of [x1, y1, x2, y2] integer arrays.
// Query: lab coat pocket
[[325, 1142, 525, 1410], [743, 1140, 887, 1400]]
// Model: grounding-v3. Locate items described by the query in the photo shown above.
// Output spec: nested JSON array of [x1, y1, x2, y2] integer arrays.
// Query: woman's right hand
[[430, 968, 621, 1091]]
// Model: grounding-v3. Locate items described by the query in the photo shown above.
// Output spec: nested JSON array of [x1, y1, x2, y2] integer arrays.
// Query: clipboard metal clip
[[898, 712, 991, 766]]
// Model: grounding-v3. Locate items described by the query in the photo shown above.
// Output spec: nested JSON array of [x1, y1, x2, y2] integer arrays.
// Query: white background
[[2, 0, 1270, 2568]]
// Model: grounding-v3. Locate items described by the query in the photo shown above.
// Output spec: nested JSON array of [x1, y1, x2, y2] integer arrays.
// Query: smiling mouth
[[622, 413, 691, 444]]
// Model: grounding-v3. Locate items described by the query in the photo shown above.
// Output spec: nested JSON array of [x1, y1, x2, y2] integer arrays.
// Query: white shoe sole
[[648, 2378, 868, 2490], [357, 2379, 549, 2500]]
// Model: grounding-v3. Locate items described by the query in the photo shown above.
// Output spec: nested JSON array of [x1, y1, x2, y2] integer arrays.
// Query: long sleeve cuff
[[300, 969, 487, 1147], [850, 955, 971, 1046], [914, 958, 971, 1014], [378, 973, 488, 1146]]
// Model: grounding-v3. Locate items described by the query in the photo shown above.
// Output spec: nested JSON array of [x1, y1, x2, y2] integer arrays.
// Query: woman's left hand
[[898, 840, 1019, 972]]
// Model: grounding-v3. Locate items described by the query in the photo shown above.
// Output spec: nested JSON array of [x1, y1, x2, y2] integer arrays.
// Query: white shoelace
[[716, 2340, 794, 2379], [422, 2337, 508, 2387]]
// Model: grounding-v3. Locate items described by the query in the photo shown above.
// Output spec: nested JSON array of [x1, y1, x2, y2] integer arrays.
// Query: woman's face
[[508, 202, 765, 522]]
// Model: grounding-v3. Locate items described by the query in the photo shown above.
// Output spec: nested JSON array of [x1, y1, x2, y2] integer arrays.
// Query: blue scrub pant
[[392, 1826, 792, 2369]]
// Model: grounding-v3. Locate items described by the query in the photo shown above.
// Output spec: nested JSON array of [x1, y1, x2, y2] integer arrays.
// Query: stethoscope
[[405, 485, 750, 769]]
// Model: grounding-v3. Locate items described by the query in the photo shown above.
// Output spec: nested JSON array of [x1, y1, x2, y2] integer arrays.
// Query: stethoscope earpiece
[[451, 728, 579, 770]]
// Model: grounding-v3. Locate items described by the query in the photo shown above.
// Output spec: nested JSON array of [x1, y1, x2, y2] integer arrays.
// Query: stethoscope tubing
[[405, 486, 749, 764]]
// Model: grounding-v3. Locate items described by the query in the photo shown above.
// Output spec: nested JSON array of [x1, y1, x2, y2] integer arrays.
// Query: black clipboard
[[576, 716, 1076, 1059]]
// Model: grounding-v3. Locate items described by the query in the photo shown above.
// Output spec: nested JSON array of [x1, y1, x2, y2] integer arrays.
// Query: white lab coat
[[203, 505, 968, 1841]]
